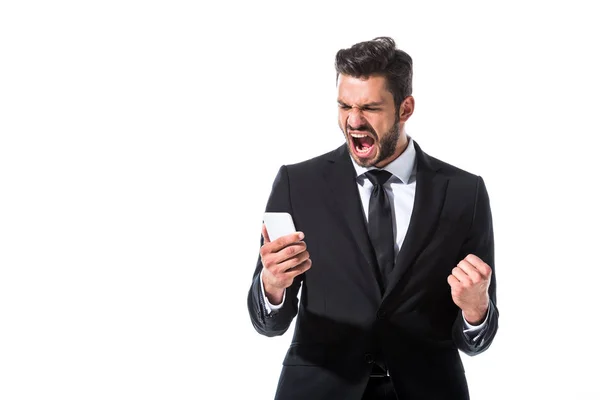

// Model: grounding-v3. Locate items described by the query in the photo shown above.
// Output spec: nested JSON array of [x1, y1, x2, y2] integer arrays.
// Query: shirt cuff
[[462, 307, 490, 341], [259, 270, 286, 314]]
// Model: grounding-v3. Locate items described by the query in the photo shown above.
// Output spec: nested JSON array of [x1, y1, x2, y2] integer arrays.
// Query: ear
[[398, 96, 415, 122]]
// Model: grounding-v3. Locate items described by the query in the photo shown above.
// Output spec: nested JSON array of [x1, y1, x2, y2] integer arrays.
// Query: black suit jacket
[[248, 141, 499, 400]]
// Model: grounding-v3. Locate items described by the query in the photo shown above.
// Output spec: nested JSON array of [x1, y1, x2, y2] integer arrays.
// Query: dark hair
[[335, 37, 413, 111]]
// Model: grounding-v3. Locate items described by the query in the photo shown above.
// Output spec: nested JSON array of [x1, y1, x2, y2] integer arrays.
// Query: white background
[[1, 1, 599, 399]]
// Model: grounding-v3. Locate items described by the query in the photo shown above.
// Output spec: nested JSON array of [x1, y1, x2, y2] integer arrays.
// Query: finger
[[260, 242, 307, 268], [261, 224, 271, 244], [457, 259, 483, 282], [464, 253, 483, 265], [464, 254, 492, 277], [276, 249, 310, 272], [451, 266, 471, 284], [270, 231, 305, 252], [283, 258, 312, 277], [447, 274, 460, 287], [264, 242, 307, 267]]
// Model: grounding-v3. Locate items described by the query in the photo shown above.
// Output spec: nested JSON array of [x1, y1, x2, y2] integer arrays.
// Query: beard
[[345, 118, 401, 168]]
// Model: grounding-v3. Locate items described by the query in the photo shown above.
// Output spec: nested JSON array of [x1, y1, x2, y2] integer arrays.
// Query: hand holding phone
[[260, 212, 311, 302]]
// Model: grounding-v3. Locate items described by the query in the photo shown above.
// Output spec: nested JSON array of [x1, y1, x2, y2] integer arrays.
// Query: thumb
[[261, 223, 271, 244]]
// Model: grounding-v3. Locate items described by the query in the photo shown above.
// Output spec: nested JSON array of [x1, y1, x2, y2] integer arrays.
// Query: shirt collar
[[350, 135, 417, 184]]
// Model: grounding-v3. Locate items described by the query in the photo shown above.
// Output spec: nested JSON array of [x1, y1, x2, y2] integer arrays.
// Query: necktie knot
[[365, 170, 392, 186]]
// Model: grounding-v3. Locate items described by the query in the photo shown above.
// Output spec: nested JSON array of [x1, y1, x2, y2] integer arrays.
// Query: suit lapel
[[383, 141, 449, 300], [322, 145, 383, 291]]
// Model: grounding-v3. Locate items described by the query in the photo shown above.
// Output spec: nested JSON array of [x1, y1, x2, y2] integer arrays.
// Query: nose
[[347, 108, 366, 129]]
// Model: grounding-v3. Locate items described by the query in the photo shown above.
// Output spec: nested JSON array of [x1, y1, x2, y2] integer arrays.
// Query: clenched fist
[[260, 224, 312, 305], [447, 254, 492, 325]]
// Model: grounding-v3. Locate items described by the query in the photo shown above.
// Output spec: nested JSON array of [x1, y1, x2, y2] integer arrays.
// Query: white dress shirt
[[261, 136, 488, 338]]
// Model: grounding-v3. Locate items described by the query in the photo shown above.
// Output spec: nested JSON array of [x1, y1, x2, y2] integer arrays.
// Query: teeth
[[350, 133, 368, 138]]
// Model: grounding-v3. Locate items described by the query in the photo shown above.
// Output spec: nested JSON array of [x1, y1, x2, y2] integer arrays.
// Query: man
[[247, 37, 498, 400]]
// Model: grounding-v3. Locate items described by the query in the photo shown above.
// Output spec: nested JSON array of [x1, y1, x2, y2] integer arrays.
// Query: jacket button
[[377, 310, 386, 319], [364, 353, 374, 364]]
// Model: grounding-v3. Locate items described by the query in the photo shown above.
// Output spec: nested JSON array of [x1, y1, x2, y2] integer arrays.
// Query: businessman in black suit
[[247, 37, 498, 400]]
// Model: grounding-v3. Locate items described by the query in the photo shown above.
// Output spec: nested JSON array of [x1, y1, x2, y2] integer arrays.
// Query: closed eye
[[337, 101, 384, 111]]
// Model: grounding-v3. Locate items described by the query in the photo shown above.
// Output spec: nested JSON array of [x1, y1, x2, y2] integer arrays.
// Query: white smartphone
[[263, 212, 297, 241]]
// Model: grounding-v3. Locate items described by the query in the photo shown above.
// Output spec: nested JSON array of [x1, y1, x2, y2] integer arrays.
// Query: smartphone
[[263, 212, 297, 241]]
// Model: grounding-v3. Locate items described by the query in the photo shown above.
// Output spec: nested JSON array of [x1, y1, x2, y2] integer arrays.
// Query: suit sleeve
[[247, 165, 303, 337], [452, 176, 499, 356]]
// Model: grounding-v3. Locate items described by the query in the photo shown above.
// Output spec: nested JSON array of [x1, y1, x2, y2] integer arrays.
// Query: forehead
[[337, 74, 393, 105]]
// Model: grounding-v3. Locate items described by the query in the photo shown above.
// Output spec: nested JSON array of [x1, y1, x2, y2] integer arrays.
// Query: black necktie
[[364, 170, 395, 289]]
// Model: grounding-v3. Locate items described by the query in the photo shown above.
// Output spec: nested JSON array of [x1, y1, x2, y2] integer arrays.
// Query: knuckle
[[259, 246, 268, 257], [264, 257, 276, 270]]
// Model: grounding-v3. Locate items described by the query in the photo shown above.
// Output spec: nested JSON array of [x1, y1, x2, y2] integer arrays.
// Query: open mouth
[[350, 132, 376, 157]]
